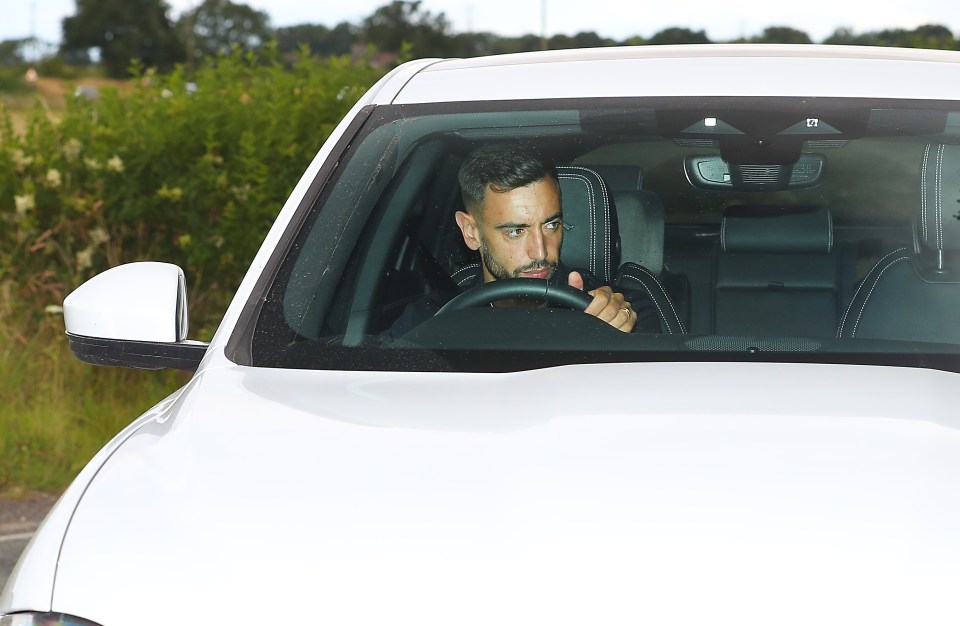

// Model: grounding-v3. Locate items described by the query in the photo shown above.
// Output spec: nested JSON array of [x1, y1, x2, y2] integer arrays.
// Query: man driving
[[386, 142, 659, 338]]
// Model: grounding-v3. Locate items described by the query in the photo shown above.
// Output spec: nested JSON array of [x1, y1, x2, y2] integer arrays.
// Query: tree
[[547, 31, 616, 50], [0, 38, 32, 66], [907, 24, 955, 50], [275, 23, 359, 56], [61, 0, 184, 78], [823, 24, 956, 49], [822, 27, 874, 46], [647, 28, 711, 45], [866, 25, 955, 49], [447, 31, 500, 58], [178, 0, 272, 62], [490, 34, 543, 55], [751, 26, 812, 44], [361, 0, 454, 57]]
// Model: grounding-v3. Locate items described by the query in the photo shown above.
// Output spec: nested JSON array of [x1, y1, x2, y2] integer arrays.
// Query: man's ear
[[455, 210, 482, 251]]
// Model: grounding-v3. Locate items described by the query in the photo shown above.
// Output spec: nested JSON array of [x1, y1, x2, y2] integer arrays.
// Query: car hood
[[49, 362, 960, 625]]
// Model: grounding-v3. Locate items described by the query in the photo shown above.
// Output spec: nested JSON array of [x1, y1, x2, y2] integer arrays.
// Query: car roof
[[368, 44, 960, 105]]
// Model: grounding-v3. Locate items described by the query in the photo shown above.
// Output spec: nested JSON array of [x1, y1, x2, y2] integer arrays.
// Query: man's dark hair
[[458, 143, 559, 212]]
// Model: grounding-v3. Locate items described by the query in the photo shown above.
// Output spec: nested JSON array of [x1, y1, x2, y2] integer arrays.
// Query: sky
[[4, 0, 959, 48]]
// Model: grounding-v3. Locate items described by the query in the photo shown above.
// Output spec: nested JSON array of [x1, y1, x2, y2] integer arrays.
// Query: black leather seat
[[452, 165, 685, 333], [559, 166, 686, 334], [555, 166, 621, 284], [837, 143, 960, 342], [589, 164, 667, 272], [589, 164, 690, 331], [713, 205, 840, 337]]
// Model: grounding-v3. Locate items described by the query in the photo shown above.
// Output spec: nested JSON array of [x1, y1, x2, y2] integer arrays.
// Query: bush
[[0, 66, 29, 93], [0, 44, 385, 337]]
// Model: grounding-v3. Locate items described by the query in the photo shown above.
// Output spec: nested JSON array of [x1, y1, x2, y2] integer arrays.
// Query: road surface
[[0, 494, 58, 593]]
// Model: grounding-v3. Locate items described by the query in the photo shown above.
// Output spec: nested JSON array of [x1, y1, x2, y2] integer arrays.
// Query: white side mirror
[[63, 262, 206, 371], [64, 262, 188, 341]]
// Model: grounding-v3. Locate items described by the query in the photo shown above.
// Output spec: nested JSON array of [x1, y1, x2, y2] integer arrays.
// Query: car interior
[[238, 98, 960, 372]]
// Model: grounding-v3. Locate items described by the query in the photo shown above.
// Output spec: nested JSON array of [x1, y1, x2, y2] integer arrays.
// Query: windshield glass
[[235, 97, 960, 373]]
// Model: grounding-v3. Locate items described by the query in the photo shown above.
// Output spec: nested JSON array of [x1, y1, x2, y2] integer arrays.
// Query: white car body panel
[[390, 45, 960, 103], [32, 362, 960, 625], [0, 389, 187, 612]]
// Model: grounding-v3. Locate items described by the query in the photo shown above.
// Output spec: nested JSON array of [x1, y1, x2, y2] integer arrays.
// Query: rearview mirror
[[684, 153, 825, 191]]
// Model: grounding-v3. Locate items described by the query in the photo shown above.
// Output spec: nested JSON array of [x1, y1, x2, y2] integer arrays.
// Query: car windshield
[[230, 97, 960, 373]]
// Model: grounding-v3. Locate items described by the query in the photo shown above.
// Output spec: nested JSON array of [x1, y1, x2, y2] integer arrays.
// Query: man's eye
[[545, 221, 561, 231], [506, 228, 523, 238]]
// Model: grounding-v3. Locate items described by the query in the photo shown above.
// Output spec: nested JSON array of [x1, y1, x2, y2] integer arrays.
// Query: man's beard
[[480, 239, 559, 281]]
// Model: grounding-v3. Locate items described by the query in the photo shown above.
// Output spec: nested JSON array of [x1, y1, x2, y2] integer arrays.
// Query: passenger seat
[[837, 143, 960, 342]]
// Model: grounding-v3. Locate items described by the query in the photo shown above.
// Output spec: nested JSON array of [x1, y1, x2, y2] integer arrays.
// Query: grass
[[1, 69, 130, 136], [0, 317, 187, 496]]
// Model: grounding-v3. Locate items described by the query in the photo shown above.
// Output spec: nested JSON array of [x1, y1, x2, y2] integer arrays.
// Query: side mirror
[[63, 262, 208, 371]]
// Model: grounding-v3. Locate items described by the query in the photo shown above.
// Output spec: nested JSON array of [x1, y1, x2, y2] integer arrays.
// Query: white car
[[4, 44, 960, 626]]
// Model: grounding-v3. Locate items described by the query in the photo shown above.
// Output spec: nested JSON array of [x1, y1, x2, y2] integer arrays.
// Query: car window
[[231, 97, 960, 373]]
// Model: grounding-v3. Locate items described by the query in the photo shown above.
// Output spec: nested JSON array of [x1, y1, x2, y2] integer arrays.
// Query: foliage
[[0, 314, 187, 494], [873, 24, 956, 50], [275, 22, 359, 57], [0, 38, 35, 67], [548, 32, 618, 51], [361, 0, 455, 57], [0, 67, 29, 93], [822, 27, 875, 46], [647, 28, 712, 46], [61, 0, 185, 78], [750, 26, 813, 45], [824, 24, 957, 49], [0, 45, 385, 340], [178, 0, 272, 63]]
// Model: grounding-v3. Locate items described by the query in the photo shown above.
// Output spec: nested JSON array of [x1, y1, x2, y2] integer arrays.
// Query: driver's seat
[[451, 165, 685, 334]]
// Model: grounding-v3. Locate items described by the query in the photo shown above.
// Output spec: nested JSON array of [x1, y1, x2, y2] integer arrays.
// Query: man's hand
[[568, 271, 635, 333]]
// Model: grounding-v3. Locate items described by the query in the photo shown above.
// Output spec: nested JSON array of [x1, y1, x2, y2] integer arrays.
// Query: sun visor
[[867, 109, 948, 136]]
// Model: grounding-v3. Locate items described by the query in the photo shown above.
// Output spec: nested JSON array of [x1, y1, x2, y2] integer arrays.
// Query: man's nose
[[527, 229, 547, 260]]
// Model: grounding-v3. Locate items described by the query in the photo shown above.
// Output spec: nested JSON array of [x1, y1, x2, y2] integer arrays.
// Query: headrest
[[588, 164, 644, 191], [918, 144, 960, 254], [721, 206, 833, 254], [615, 191, 666, 275], [556, 166, 620, 283]]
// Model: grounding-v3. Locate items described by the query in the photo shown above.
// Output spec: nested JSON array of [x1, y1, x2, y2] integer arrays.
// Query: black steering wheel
[[436, 278, 593, 314]]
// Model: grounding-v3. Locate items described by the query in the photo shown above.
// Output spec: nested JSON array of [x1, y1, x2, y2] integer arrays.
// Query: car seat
[[713, 205, 841, 337], [588, 164, 690, 331], [837, 143, 960, 342]]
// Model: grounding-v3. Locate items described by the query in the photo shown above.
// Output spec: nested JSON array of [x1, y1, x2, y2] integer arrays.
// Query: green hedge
[[0, 47, 384, 495], [0, 45, 385, 337]]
